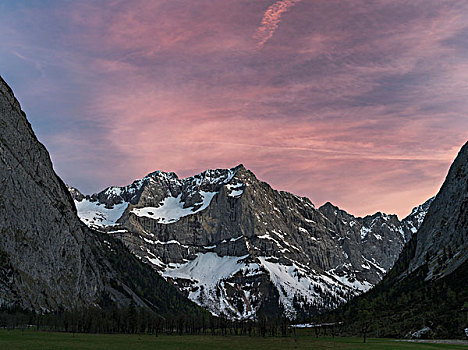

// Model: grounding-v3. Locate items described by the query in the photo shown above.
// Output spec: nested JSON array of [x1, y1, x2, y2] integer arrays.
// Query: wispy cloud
[[1, 0, 467, 217], [254, 0, 302, 48]]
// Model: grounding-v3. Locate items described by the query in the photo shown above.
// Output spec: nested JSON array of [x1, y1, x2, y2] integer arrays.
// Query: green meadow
[[0, 330, 467, 350]]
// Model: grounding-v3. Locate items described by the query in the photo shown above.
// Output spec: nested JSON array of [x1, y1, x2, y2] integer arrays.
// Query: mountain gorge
[[69, 165, 433, 319]]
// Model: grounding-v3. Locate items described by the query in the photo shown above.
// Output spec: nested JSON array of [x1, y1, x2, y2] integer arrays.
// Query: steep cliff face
[[70, 164, 431, 319], [0, 77, 102, 310], [0, 76, 202, 316], [405, 142, 468, 279]]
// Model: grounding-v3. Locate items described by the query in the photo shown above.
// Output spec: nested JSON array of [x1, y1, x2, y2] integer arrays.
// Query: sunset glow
[[1, 0, 467, 217]]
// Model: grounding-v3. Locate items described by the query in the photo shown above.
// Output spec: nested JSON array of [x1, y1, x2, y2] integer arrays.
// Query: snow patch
[[229, 189, 244, 197], [258, 257, 350, 317], [131, 191, 216, 224], [75, 200, 128, 227], [162, 253, 252, 317], [360, 226, 371, 240], [226, 183, 244, 198], [328, 271, 372, 292], [147, 256, 165, 268]]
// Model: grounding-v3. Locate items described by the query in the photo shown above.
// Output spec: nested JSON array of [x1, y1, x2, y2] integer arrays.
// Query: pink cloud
[[254, 0, 302, 48], [1, 0, 467, 218]]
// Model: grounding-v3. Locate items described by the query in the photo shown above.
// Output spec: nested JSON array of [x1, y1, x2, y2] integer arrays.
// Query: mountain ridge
[[69, 164, 433, 319]]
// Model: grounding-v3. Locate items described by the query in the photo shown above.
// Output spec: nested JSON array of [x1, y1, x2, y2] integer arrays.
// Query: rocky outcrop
[[71, 164, 431, 319]]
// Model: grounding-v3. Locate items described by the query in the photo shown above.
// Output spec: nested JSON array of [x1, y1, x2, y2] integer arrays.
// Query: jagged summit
[[318, 201, 339, 212], [145, 164, 245, 182], [69, 162, 432, 319]]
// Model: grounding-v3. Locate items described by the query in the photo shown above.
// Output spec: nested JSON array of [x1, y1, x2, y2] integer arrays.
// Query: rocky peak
[[318, 202, 343, 216], [70, 160, 434, 319]]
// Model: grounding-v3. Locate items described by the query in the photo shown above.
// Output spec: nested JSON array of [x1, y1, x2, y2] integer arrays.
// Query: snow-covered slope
[[69, 165, 431, 319]]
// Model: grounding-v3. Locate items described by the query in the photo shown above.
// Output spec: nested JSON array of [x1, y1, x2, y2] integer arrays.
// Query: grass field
[[0, 330, 466, 350]]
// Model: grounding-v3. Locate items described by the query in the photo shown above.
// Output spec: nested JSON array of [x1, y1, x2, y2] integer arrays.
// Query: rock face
[[0, 76, 201, 315], [0, 77, 102, 310], [404, 142, 468, 279], [70, 165, 432, 319]]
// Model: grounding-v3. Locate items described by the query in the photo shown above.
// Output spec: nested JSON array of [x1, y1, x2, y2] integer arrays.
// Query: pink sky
[[0, 0, 467, 217]]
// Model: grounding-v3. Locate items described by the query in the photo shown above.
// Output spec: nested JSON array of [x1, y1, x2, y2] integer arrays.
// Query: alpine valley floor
[[1, 330, 467, 350]]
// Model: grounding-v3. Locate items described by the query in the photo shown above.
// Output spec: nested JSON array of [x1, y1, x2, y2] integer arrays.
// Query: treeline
[[0, 304, 296, 337]]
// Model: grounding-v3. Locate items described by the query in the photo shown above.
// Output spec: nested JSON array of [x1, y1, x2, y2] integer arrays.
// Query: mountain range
[[69, 165, 433, 319]]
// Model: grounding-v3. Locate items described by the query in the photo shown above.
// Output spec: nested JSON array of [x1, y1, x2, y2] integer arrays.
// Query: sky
[[0, 0, 467, 218]]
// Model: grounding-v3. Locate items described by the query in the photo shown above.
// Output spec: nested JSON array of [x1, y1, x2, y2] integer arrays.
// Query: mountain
[[328, 141, 468, 338], [0, 76, 203, 316], [69, 165, 432, 319]]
